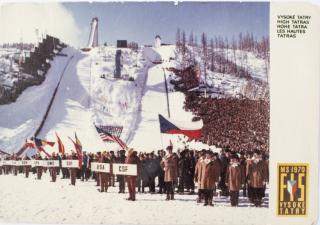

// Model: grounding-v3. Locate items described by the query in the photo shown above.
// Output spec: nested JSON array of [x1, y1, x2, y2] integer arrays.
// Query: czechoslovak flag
[[158, 114, 203, 140]]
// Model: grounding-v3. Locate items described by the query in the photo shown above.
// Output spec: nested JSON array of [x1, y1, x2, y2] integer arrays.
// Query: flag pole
[[160, 132, 165, 151]]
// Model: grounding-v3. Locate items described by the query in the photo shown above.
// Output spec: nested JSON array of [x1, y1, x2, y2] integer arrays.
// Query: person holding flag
[[68, 133, 83, 186], [50, 152, 59, 182]]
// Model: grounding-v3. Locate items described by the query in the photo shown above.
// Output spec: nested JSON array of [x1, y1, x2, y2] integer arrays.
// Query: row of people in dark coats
[[0, 146, 268, 206]]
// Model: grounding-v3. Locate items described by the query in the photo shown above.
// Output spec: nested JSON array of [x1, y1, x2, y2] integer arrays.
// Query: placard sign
[[12, 161, 23, 166], [112, 163, 137, 176], [32, 160, 44, 167], [62, 160, 79, 168], [21, 160, 33, 166], [43, 160, 59, 168], [3, 160, 12, 166], [91, 163, 110, 173]]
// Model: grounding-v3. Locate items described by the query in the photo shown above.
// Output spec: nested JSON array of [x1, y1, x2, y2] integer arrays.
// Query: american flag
[[95, 125, 127, 150]]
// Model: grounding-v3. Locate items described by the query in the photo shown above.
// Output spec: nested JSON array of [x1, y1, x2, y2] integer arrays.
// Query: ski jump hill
[[0, 43, 207, 155]]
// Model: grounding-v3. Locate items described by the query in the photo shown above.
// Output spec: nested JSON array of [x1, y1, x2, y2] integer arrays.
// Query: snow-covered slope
[[224, 49, 269, 82], [1, 44, 265, 154], [0, 47, 75, 153], [129, 45, 216, 151]]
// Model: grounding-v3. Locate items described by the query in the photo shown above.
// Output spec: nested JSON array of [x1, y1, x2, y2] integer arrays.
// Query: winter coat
[[147, 158, 159, 178], [225, 163, 245, 191], [247, 160, 267, 188], [125, 151, 140, 177], [140, 160, 149, 185], [198, 159, 220, 190], [161, 154, 177, 182], [194, 158, 204, 182]]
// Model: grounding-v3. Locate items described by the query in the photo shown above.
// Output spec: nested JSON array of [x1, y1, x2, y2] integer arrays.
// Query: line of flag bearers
[[0, 146, 268, 207]]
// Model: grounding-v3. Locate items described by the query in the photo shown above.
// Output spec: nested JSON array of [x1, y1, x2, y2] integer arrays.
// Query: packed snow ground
[[0, 173, 269, 225]]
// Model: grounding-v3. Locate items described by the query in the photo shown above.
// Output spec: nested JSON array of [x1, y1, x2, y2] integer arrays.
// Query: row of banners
[[0, 160, 137, 176]]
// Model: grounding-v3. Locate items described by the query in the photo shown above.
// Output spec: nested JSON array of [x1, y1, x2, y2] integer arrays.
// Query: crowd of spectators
[[170, 65, 269, 153]]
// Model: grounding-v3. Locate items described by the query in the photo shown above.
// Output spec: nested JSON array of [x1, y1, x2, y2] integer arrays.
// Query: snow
[[0, 173, 269, 225], [205, 70, 248, 98], [0, 44, 268, 155], [223, 49, 269, 82], [129, 46, 206, 151], [0, 47, 75, 153]]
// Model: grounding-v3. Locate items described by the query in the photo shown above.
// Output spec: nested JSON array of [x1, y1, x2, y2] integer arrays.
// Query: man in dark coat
[[81, 151, 88, 181], [35, 154, 43, 180], [50, 152, 58, 182], [69, 152, 78, 186], [219, 149, 231, 196], [109, 151, 116, 187], [157, 150, 165, 194], [117, 150, 126, 193]]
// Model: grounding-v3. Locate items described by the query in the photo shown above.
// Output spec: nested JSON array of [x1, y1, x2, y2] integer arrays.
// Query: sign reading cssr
[[112, 163, 137, 176], [62, 160, 79, 168]]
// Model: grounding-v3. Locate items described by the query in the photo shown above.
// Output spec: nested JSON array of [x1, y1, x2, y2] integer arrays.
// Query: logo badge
[[277, 163, 308, 216]]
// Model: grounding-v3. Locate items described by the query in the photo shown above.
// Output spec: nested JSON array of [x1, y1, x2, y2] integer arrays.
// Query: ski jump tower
[[82, 17, 98, 51]]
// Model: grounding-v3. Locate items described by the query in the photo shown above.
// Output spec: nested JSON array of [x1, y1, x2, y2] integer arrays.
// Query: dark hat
[[231, 153, 239, 160], [254, 149, 261, 155], [206, 150, 213, 155]]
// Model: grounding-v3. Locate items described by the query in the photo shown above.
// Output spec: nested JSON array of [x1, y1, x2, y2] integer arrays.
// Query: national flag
[[95, 125, 128, 150], [36, 145, 51, 158], [34, 137, 55, 147], [55, 133, 65, 155], [68, 134, 83, 167], [25, 139, 36, 148], [23, 138, 51, 158], [158, 114, 203, 140], [74, 132, 82, 151], [287, 180, 298, 197]]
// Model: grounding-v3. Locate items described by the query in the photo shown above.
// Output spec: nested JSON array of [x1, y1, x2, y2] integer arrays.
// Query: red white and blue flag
[[158, 114, 203, 140], [24, 138, 52, 158], [95, 125, 128, 150]]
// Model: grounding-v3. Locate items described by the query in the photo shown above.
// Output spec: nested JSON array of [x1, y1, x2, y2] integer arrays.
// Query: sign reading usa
[[277, 163, 308, 216], [91, 163, 110, 173], [112, 163, 137, 176]]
